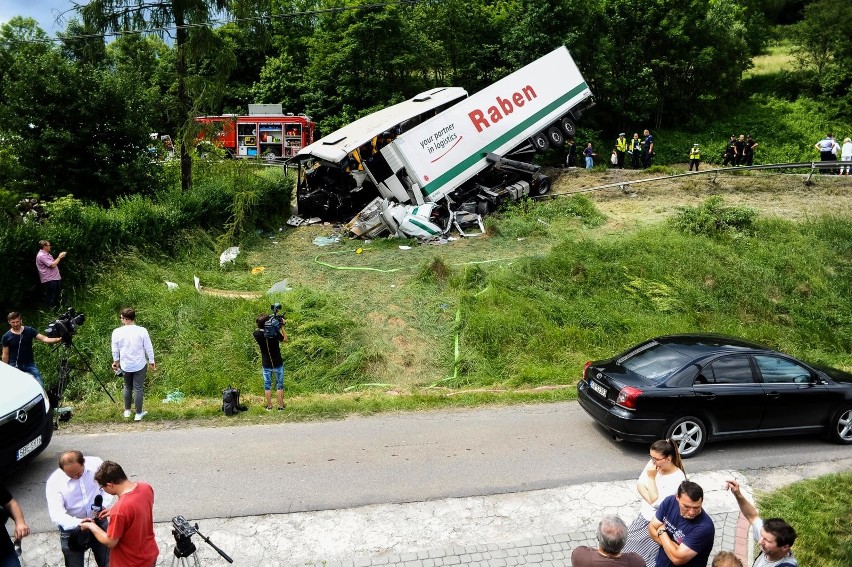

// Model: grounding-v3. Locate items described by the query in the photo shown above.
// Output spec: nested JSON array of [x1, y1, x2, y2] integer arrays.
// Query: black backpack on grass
[[222, 386, 244, 415]]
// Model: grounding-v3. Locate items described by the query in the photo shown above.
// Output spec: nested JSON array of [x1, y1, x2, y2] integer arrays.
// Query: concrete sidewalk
[[19, 469, 754, 567]]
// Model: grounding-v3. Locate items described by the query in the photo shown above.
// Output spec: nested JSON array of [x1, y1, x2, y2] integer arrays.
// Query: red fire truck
[[195, 104, 315, 159]]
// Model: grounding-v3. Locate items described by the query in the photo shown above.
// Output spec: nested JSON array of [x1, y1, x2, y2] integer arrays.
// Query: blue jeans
[[60, 526, 110, 567], [585, 156, 593, 169], [262, 365, 284, 390], [13, 362, 44, 387], [0, 550, 20, 567]]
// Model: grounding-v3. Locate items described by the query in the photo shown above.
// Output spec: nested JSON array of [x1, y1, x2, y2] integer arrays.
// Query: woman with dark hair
[[621, 439, 686, 566]]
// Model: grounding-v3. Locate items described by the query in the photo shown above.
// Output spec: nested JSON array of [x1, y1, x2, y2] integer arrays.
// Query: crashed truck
[[292, 46, 593, 238]]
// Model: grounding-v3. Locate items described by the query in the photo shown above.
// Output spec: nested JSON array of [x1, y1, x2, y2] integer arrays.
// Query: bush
[[671, 196, 758, 237]]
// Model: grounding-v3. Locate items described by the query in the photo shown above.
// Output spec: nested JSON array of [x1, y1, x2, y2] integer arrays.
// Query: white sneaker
[[134, 411, 148, 421], [123, 410, 132, 419]]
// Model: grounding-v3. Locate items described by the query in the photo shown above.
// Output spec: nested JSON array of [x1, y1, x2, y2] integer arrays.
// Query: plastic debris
[[268, 279, 292, 293], [399, 245, 412, 250], [219, 246, 240, 265], [313, 235, 341, 246], [356, 248, 363, 254], [165, 281, 178, 290], [251, 266, 266, 275], [162, 390, 185, 403]]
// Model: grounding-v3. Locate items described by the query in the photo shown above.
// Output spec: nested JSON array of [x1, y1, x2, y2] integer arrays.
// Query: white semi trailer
[[294, 46, 593, 237]]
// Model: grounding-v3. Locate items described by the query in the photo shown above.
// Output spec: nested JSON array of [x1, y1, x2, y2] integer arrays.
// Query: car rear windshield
[[620, 343, 692, 381]]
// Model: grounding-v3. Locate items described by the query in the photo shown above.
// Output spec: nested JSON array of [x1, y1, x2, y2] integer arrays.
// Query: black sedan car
[[577, 334, 852, 457]]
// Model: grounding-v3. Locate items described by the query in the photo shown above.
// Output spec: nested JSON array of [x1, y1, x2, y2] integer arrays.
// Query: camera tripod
[[51, 339, 115, 427], [171, 520, 233, 566]]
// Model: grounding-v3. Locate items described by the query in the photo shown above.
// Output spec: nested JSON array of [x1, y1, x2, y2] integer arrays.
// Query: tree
[[81, 0, 236, 192], [791, 0, 850, 84], [0, 18, 159, 203]]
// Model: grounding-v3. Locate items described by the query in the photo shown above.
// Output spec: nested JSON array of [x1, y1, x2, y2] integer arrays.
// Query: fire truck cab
[[196, 104, 315, 159]]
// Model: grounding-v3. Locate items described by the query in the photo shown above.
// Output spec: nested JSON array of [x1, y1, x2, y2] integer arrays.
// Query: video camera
[[171, 515, 233, 563], [44, 308, 86, 342], [263, 303, 286, 339], [171, 515, 197, 557]]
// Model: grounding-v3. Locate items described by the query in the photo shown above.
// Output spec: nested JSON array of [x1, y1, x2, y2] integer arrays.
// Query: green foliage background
[[0, 161, 292, 312]]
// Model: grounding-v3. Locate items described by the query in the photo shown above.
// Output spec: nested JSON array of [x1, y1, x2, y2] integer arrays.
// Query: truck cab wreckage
[[291, 46, 593, 239]]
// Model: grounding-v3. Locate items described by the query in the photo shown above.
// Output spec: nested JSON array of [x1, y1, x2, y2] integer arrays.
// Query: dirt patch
[[552, 169, 852, 230]]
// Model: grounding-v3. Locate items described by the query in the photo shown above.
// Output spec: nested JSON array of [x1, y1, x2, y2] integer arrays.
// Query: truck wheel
[[560, 117, 576, 138], [533, 176, 551, 196], [547, 127, 564, 148], [531, 132, 550, 153]]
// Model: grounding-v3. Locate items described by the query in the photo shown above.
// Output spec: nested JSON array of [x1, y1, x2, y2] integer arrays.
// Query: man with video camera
[[80, 461, 158, 567], [45, 451, 112, 567], [253, 304, 289, 411], [2, 311, 63, 387]]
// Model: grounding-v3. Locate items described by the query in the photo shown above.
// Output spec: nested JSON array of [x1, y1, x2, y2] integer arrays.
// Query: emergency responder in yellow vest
[[615, 133, 627, 169], [629, 133, 642, 169], [689, 143, 701, 171]]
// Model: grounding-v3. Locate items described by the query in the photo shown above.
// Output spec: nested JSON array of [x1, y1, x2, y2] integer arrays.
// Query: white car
[[0, 361, 53, 474]]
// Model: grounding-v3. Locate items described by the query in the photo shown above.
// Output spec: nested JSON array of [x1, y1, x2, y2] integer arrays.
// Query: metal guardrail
[[533, 161, 850, 198]]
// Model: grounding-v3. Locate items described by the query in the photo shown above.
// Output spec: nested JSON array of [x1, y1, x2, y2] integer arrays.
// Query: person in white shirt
[[111, 308, 156, 421], [724, 480, 798, 567], [840, 137, 852, 175], [45, 451, 112, 567]]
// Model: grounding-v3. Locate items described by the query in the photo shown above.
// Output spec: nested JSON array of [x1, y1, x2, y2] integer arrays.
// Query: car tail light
[[582, 361, 593, 381], [616, 386, 643, 409]]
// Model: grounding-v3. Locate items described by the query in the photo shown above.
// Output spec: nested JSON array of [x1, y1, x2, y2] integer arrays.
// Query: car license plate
[[590, 380, 608, 398], [16, 435, 42, 461]]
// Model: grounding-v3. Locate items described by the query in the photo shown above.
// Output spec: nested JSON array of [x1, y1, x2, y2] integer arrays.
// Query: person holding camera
[[36, 240, 67, 309], [3, 311, 63, 387], [253, 310, 288, 411], [45, 451, 112, 567], [80, 461, 158, 567], [111, 308, 156, 421]]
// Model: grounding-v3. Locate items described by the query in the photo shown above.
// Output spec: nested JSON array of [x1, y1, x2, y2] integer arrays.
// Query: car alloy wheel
[[666, 416, 707, 458], [831, 406, 852, 444]]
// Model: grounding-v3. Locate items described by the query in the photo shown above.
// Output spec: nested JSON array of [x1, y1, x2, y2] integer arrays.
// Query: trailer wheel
[[547, 127, 564, 148], [531, 132, 550, 153], [559, 116, 576, 138], [533, 176, 552, 196]]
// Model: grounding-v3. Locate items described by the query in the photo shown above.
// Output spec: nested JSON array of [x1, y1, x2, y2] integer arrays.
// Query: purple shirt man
[[36, 240, 67, 308]]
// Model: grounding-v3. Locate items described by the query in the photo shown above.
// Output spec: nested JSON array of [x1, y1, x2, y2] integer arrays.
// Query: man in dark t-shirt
[[253, 314, 289, 411], [649, 481, 714, 567], [734, 135, 746, 166], [2, 312, 62, 387], [571, 515, 644, 566]]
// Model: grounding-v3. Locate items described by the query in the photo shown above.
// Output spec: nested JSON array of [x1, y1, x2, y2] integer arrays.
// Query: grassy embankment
[[759, 472, 852, 567], [36, 41, 852, 425]]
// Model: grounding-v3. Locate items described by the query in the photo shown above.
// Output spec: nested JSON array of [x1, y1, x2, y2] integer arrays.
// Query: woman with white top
[[841, 137, 852, 175], [621, 439, 687, 566]]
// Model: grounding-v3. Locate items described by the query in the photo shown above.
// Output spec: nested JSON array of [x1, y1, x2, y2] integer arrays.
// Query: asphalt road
[[7, 401, 851, 533]]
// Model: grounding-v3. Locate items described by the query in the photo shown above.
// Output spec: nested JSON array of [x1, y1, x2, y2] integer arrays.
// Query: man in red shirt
[[80, 461, 159, 567]]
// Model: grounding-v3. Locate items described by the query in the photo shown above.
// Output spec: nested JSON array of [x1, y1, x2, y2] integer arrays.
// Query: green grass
[[745, 41, 797, 78], [34, 191, 852, 425], [758, 473, 852, 567]]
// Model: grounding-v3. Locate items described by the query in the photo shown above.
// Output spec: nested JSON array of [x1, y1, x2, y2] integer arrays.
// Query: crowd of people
[[567, 130, 656, 170], [566, 130, 852, 174], [815, 133, 852, 174], [2, 455, 158, 567], [569, 438, 799, 567]]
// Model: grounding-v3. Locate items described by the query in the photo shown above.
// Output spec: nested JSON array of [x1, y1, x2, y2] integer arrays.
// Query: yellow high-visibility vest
[[616, 137, 628, 152], [690, 146, 701, 159]]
